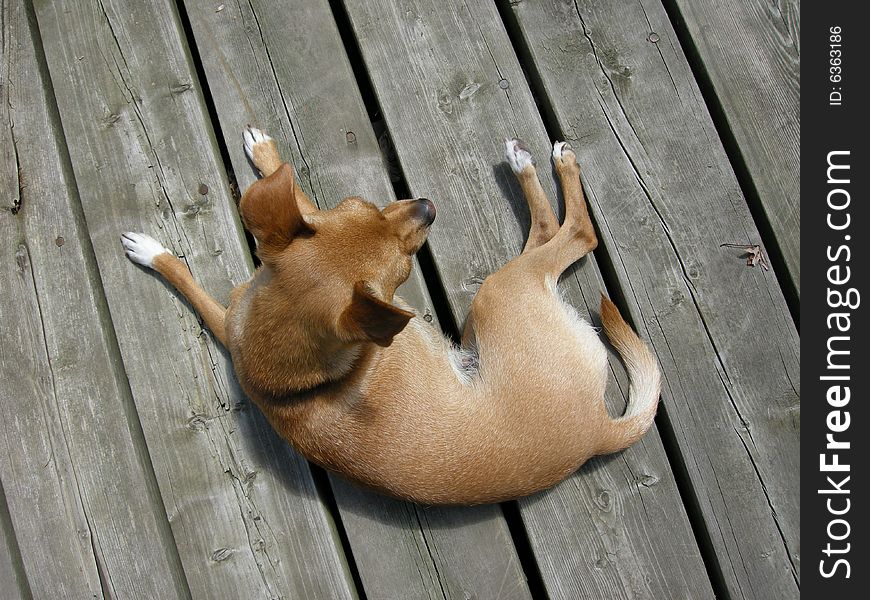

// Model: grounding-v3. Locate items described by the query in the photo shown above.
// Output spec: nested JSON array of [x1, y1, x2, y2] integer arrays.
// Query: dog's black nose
[[415, 198, 436, 226]]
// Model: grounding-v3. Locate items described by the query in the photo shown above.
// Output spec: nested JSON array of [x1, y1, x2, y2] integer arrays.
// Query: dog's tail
[[597, 295, 661, 454]]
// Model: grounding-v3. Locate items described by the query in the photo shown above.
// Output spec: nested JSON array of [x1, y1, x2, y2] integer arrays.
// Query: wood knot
[[170, 82, 193, 94], [437, 88, 453, 115], [638, 473, 659, 487], [101, 111, 121, 127], [595, 488, 612, 511], [242, 468, 258, 485], [186, 413, 208, 431], [459, 82, 481, 99], [210, 547, 234, 562], [15, 245, 28, 272]]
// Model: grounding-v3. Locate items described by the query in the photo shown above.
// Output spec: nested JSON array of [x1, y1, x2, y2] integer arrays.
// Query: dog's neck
[[235, 268, 373, 396]]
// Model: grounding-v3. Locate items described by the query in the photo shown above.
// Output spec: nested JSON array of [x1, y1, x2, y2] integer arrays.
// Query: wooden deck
[[1, 1, 798, 598]]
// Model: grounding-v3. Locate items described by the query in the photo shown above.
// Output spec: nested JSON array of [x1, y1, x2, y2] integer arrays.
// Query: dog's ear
[[239, 163, 313, 258], [340, 282, 414, 347]]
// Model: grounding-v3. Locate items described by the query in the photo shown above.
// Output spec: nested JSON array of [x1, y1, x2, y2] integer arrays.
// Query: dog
[[121, 126, 660, 504]]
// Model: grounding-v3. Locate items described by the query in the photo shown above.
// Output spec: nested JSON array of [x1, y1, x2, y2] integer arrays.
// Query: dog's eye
[[339, 196, 363, 208], [340, 197, 381, 214]]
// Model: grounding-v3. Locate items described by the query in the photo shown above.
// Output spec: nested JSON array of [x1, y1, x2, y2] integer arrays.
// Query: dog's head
[[239, 163, 436, 346]]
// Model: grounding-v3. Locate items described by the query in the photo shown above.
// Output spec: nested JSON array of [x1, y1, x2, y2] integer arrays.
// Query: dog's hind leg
[[120, 232, 228, 347], [552, 142, 597, 246], [504, 139, 560, 253], [528, 142, 598, 278]]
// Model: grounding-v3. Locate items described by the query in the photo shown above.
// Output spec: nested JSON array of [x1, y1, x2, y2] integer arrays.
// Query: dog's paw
[[243, 125, 273, 162], [552, 141, 577, 165], [504, 138, 533, 174], [121, 232, 170, 268]]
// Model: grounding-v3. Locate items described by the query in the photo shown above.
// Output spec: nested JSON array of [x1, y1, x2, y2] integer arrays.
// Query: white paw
[[504, 138, 533, 174], [552, 141, 572, 160], [121, 232, 170, 268], [243, 125, 273, 162]]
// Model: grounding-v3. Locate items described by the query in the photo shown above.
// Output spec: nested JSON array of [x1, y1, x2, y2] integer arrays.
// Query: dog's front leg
[[120, 232, 229, 347], [243, 126, 317, 214]]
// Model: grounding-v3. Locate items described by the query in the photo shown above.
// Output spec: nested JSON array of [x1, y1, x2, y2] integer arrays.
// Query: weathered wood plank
[[179, 1, 531, 597], [0, 484, 28, 600], [1, 3, 188, 597], [342, 0, 714, 597], [506, 0, 800, 597], [670, 0, 800, 297], [30, 0, 357, 597]]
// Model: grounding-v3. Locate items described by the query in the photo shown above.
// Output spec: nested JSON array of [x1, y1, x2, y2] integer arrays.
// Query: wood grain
[[0, 484, 28, 600], [29, 0, 357, 597], [179, 1, 531, 597], [342, 0, 715, 597], [670, 0, 800, 297], [1, 3, 187, 597], [506, 0, 800, 597]]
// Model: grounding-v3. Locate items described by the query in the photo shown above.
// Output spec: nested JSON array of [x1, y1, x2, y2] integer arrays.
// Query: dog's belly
[[326, 398, 601, 504], [275, 340, 610, 504]]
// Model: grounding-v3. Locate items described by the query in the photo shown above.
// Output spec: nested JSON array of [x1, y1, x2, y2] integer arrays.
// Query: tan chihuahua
[[121, 127, 660, 505]]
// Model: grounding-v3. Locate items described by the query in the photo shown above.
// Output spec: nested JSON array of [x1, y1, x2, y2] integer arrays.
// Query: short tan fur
[[121, 127, 661, 505]]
